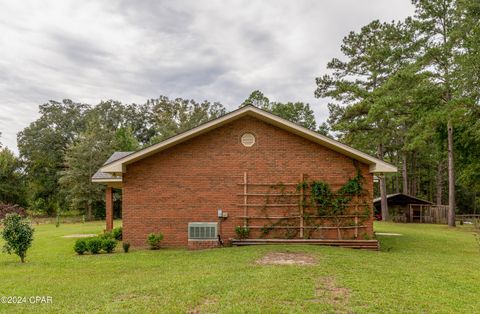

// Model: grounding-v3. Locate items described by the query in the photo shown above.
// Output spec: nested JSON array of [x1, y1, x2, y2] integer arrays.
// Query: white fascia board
[[369, 162, 398, 173], [91, 178, 122, 183]]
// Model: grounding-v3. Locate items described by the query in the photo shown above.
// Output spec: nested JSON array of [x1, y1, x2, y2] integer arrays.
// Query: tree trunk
[[395, 173, 400, 194], [87, 202, 93, 221], [20, 254, 25, 263], [377, 144, 389, 221], [402, 151, 408, 195], [436, 161, 443, 205], [447, 120, 456, 227], [410, 152, 416, 196], [379, 175, 389, 221]]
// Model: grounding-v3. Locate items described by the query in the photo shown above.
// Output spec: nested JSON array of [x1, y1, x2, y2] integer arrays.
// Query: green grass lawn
[[0, 221, 479, 313]]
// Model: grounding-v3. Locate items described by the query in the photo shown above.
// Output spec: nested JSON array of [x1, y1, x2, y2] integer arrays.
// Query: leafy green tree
[[316, 19, 418, 148], [314, 0, 480, 216], [453, 0, 480, 209], [59, 118, 138, 219], [241, 90, 271, 108], [0, 147, 25, 205], [368, 63, 443, 197], [17, 100, 89, 215], [269, 102, 317, 130], [455, 0, 480, 100], [411, 0, 468, 226], [315, 20, 416, 220], [148, 96, 226, 143], [59, 124, 108, 220], [317, 122, 330, 136], [113, 127, 140, 151], [241, 90, 317, 130], [1, 213, 34, 263], [123, 103, 157, 145]]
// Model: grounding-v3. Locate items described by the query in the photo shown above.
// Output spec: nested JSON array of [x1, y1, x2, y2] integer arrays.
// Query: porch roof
[[91, 151, 133, 184]]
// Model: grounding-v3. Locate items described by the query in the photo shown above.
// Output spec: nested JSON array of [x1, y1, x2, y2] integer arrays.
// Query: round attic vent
[[241, 133, 256, 147]]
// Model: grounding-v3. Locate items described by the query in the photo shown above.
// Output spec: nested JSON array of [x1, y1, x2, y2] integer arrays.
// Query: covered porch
[[103, 185, 122, 231], [91, 152, 131, 231]]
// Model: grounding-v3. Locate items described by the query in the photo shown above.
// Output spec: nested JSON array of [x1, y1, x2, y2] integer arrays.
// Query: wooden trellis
[[236, 172, 370, 240]]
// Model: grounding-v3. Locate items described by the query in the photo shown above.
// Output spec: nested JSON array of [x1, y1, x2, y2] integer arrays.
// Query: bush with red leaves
[[0, 204, 27, 221]]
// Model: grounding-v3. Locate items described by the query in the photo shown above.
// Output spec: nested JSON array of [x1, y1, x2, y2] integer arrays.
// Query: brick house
[[93, 105, 396, 249]]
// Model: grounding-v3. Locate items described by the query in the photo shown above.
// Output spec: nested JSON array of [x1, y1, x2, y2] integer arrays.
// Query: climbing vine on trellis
[[256, 162, 372, 239], [299, 168, 366, 217], [298, 168, 371, 239], [259, 183, 299, 239]]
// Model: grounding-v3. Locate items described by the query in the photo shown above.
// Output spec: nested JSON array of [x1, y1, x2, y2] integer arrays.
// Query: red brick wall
[[187, 240, 220, 250], [122, 116, 374, 248]]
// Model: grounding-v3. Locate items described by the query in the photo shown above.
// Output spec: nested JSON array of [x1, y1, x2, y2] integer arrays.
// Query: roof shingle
[[92, 151, 133, 180]]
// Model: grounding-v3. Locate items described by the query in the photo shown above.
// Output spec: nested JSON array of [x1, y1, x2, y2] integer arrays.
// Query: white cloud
[[0, 0, 414, 152]]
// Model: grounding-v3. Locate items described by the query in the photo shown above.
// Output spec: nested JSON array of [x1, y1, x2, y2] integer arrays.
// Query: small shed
[[374, 193, 448, 223]]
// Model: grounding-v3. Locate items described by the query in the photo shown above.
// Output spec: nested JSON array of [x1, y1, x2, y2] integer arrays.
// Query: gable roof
[[99, 105, 397, 174], [373, 193, 433, 206]]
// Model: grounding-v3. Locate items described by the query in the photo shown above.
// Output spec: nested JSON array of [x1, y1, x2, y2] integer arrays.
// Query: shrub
[[123, 242, 130, 253], [147, 232, 164, 250], [113, 227, 122, 241], [74, 239, 88, 255], [102, 238, 117, 253], [99, 231, 114, 240], [235, 226, 250, 239], [86, 237, 102, 254], [1, 213, 34, 263]]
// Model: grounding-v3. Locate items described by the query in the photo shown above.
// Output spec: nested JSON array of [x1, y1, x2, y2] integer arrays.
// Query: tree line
[[315, 0, 480, 225], [0, 0, 478, 223]]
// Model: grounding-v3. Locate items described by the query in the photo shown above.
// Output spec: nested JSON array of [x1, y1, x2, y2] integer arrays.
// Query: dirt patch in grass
[[114, 293, 140, 302], [189, 297, 218, 313], [315, 276, 350, 307], [256, 252, 317, 265], [62, 234, 97, 238]]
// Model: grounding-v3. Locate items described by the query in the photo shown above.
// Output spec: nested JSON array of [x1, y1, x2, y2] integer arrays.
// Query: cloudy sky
[[0, 0, 414, 153]]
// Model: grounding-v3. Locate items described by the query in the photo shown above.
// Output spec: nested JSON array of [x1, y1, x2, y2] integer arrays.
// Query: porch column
[[106, 187, 113, 231]]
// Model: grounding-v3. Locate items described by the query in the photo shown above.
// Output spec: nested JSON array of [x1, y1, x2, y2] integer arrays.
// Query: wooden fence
[[408, 204, 449, 224], [456, 214, 480, 228]]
